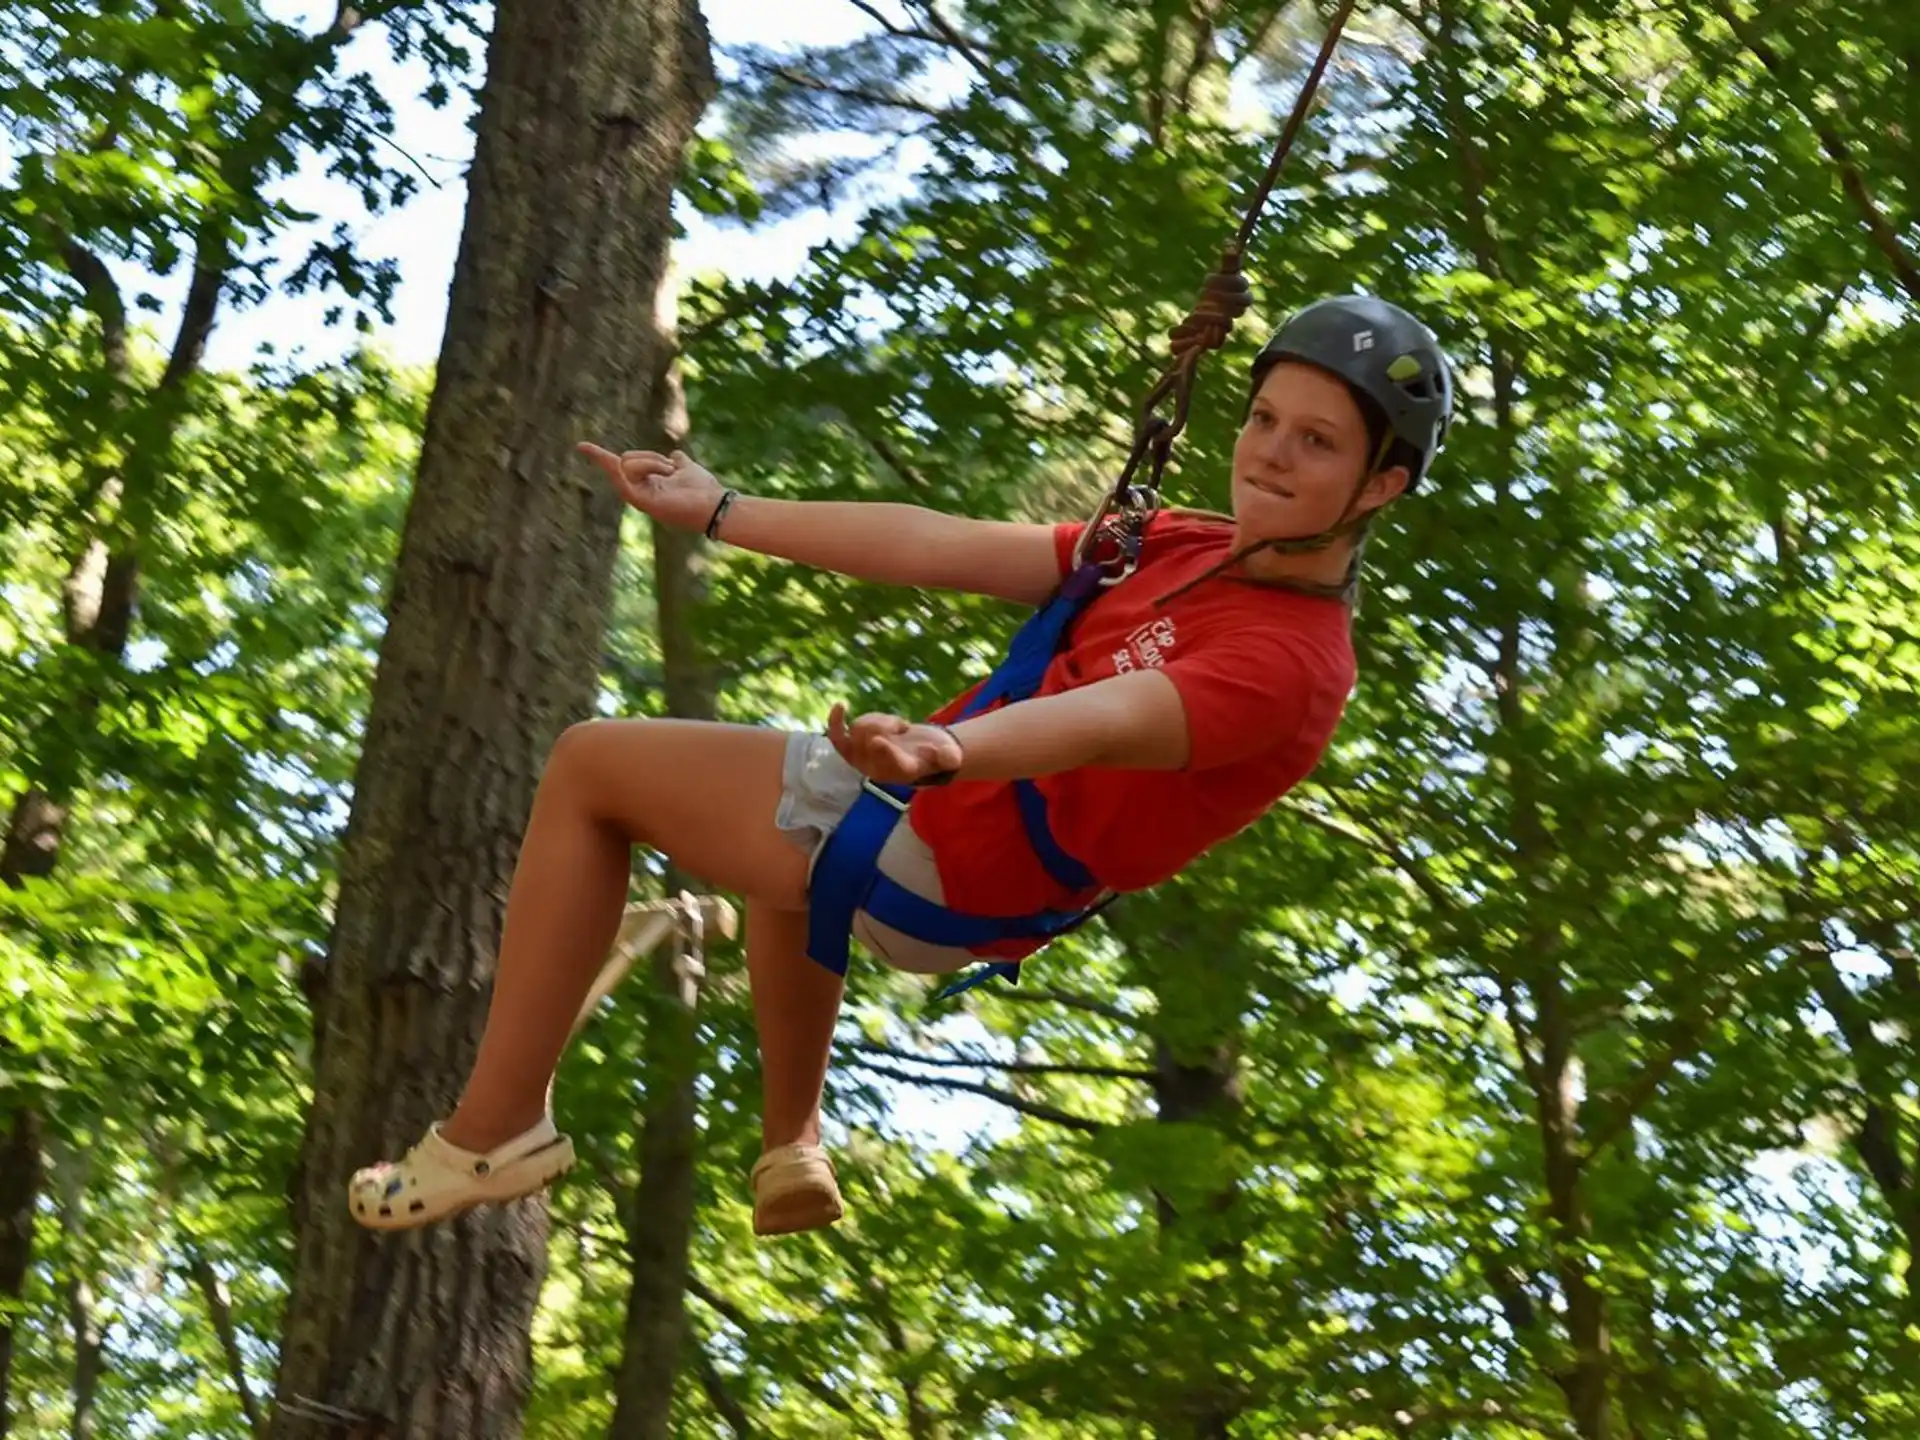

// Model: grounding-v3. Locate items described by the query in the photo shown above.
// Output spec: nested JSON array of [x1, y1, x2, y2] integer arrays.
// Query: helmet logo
[[1353, 329, 1375, 352]]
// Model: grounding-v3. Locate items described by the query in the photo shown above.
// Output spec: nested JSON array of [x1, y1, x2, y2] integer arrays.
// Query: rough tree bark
[[608, 281, 721, 1440], [266, 1, 714, 1435], [0, 1108, 43, 1440]]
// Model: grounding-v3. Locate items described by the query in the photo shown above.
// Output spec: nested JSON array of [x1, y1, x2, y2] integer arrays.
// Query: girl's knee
[[546, 718, 640, 795]]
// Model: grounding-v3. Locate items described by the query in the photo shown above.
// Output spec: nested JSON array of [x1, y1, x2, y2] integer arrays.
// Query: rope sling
[[1073, 0, 1362, 584]]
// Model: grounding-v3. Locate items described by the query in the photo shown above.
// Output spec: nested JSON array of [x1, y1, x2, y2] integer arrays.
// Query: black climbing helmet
[[1249, 295, 1454, 489]]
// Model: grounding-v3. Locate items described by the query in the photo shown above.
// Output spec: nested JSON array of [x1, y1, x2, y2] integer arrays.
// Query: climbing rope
[[1074, 0, 1361, 580]]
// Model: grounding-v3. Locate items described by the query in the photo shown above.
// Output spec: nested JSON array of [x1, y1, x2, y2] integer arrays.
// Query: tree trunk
[[0, 1106, 44, 1440], [43, 1141, 103, 1440], [608, 894, 708, 1440], [1136, 914, 1249, 1440], [266, 1, 714, 1435], [64, 1270, 103, 1440], [66, 1277, 102, 1440], [610, 311, 721, 1438], [1153, 1032, 1246, 1440]]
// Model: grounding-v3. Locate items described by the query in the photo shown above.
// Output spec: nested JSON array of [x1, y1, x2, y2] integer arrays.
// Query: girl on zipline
[[348, 294, 1452, 1238]]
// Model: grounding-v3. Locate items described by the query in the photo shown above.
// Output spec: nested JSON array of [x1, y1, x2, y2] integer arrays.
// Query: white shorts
[[775, 733, 978, 975]]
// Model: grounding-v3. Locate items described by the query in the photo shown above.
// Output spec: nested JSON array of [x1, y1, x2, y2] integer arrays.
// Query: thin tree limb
[[687, 1335, 756, 1438], [827, 1233, 938, 1440], [1172, 0, 1225, 121], [685, 1273, 753, 1330], [992, 985, 1143, 1028], [1277, 798, 1458, 915], [1497, 973, 1548, 1100], [1229, 1, 1299, 80], [748, 59, 958, 122], [1297, 1398, 1571, 1437], [1581, 937, 1861, 1169], [1812, 959, 1908, 1163], [686, 1276, 859, 1417], [827, 415, 931, 491], [842, 0, 995, 57], [901, 0, 998, 85], [852, 1039, 1158, 1081], [326, 3, 365, 44], [185, 1245, 267, 1439], [1705, 0, 1920, 304], [848, 1057, 1110, 1132], [843, 0, 911, 37]]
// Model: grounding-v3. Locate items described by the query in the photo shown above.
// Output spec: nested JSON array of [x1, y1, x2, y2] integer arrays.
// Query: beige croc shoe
[[751, 1143, 844, 1236], [348, 1117, 575, 1231]]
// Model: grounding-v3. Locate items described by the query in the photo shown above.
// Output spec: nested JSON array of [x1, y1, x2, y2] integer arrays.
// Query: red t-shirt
[[907, 511, 1357, 957]]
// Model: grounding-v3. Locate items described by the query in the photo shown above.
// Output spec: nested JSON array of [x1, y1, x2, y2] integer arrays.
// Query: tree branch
[[821, 412, 931, 491], [1581, 936, 1841, 1169], [1853, 1100, 1908, 1203], [1475, 1245, 1541, 1334], [1497, 973, 1548, 1100], [1172, 0, 1225, 122], [1229, 1, 1297, 81], [749, 59, 958, 122], [842, 0, 992, 58], [1277, 797, 1458, 914], [859, 424, 931, 492], [1812, 957, 1908, 1148], [58, 240, 130, 385], [848, 1057, 1110, 1132], [992, 985, 1144, 1029], [686, 1276, 858, 1417], [827, 1234, 938, 1440], [685, 1273, 752, 1330], [158, 226, 230, 395], [687, 1335, 755, 1438], [900, 0, 998, 85], [852, 1039, 1158, 1081], [325, 2, 365, 44], [1706, 0, 1920, 304], [185, 1244, 267, 1438]]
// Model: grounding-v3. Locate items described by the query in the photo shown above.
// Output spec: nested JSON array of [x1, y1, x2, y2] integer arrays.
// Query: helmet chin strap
[[1156, 434, 1396, 606]]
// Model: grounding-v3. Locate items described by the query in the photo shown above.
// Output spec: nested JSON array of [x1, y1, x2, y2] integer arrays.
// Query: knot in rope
[[1165, 249, 1253, 365]]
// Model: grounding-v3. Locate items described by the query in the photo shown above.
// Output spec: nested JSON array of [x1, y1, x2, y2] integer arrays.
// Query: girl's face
[[1231, 361, 1409, 539]]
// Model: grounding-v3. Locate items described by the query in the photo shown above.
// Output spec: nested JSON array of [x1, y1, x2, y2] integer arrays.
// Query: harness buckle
[[861, 780, 910, 814]]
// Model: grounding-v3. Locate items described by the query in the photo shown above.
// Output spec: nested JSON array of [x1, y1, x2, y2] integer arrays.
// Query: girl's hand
[[827, 704, 963, 786], [578, 443, 726, 532]]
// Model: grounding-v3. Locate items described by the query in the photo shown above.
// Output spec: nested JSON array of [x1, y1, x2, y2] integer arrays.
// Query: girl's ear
[[1362, 464, 1412, 512]]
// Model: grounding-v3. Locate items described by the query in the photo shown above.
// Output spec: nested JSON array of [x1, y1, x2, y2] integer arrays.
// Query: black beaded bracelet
[[704, 488, 739, 541]]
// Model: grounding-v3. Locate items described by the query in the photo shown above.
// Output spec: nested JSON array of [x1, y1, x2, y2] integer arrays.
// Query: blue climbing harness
[[805, 561, 1117, 999]]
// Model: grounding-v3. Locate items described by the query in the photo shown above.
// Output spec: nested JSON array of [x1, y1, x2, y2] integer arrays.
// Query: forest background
[[1, 0, 1917, 1437]]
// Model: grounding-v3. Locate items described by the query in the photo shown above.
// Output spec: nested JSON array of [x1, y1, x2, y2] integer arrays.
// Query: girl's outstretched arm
[[580, 443, 1064, 606], [829, 670, 1191, 785]]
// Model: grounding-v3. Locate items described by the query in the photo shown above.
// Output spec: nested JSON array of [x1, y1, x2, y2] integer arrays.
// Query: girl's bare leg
[[439, 719, 815, 1154], [745, 901, 843, 1151]]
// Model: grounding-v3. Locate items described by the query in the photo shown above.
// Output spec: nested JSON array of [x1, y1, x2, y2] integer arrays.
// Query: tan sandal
[[751, 1143, 844, 1236], [348, 1118, 575, 1231]]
